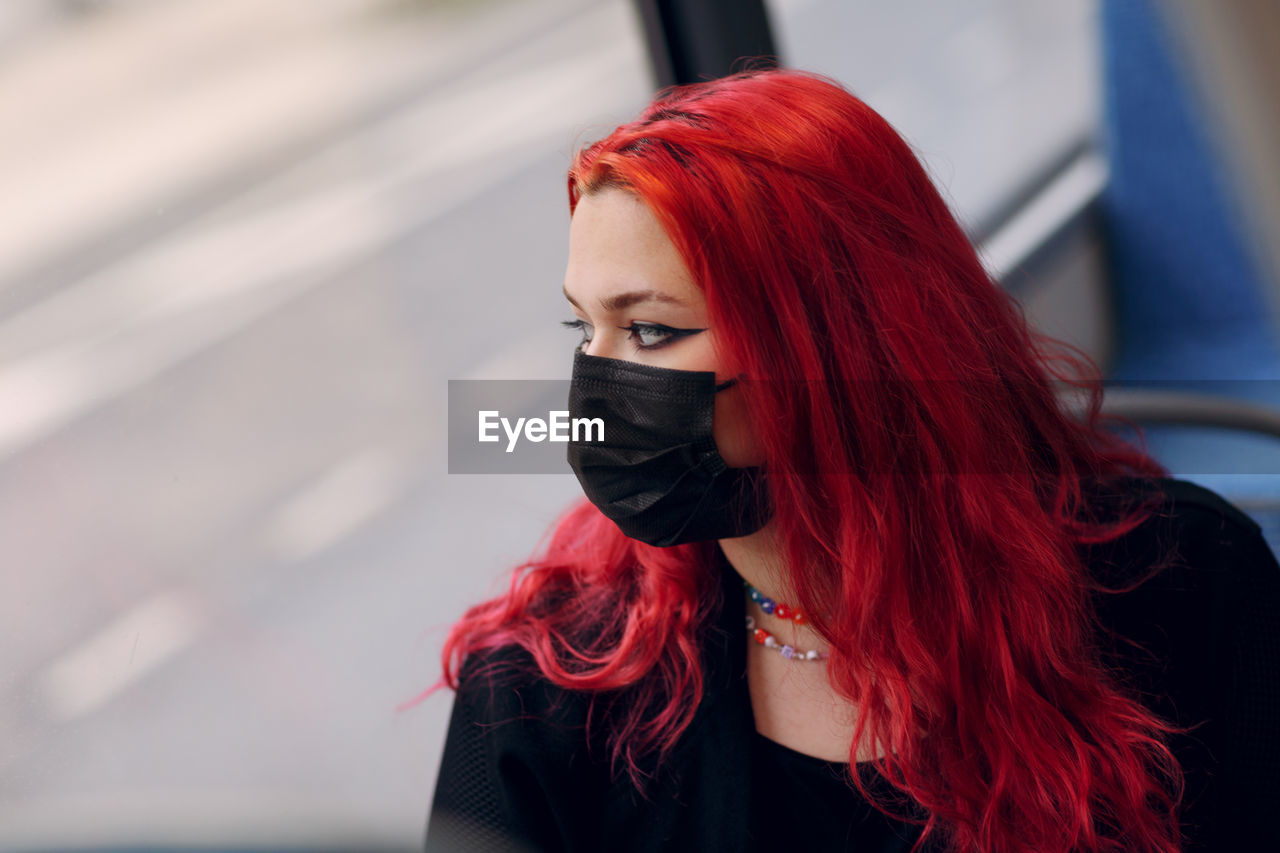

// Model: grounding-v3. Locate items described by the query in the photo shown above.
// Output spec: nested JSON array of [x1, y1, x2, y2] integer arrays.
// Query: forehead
[[564, 188, 702, 307]]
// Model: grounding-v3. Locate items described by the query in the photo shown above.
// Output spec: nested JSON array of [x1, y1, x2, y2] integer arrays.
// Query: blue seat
[[1098, 0, 1280, 552]]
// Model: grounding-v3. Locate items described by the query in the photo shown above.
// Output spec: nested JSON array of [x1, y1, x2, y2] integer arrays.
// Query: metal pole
[[631, 0, 780, 89]]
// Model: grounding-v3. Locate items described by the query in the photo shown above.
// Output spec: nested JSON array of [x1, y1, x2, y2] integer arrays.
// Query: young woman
[[424, 70, 1280, 852]]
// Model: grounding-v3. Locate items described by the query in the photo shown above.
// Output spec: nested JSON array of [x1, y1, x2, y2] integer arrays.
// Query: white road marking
[[0, 187, 391, 460], [264, 447, 403, 562], [0, 26, 644, 463], [39, 589, 205, 721]]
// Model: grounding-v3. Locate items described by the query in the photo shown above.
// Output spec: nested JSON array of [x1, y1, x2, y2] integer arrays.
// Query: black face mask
[[566, 350, 771, 547]]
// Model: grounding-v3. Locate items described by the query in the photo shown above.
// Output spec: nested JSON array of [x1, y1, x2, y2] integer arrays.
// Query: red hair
[[438, 70, 1189, 852]]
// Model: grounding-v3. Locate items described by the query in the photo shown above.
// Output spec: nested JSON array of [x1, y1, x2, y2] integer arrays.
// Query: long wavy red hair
[[437, 70, 1190, 852]]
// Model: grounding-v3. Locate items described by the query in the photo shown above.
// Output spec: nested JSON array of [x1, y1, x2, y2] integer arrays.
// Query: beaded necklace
[[743, 579, 829, 662]]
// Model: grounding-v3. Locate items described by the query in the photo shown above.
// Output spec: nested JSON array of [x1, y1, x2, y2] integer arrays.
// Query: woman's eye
[[622, 322, 708, 351], [560, 319, 593, 349], [625, 322, 677, 349], [562, 319, 704, 352]]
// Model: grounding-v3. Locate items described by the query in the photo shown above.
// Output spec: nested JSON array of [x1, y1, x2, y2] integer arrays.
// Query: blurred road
[[0, 0, 645, 844], [0, 0, 1094, 847]]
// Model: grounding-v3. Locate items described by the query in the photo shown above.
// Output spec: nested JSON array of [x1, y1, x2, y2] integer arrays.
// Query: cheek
[[712, 389, 765, 468]]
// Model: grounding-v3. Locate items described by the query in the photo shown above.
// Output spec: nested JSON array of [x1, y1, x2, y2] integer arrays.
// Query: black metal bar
[[632, 0, 780, 89]]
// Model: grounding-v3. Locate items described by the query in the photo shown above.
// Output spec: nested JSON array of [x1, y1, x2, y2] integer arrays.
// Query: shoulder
[[1078, 475, 1274, 722], [1080, 475, 1276, 623], [430, 624, 737, 851], [1081, 477, 1280, 846], [1081, 476, 1267, 591], [427, 645, 609, 852], [1139, 476, 1262, 534], [1085, 474, 1260, 533], [449, 643, 597, 752]]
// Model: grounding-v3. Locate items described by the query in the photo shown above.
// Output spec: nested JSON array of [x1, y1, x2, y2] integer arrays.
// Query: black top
[[748, 733, 927, 851], [425, 477, 1280, 852]]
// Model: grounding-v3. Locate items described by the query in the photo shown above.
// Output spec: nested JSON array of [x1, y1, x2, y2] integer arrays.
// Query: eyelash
[[560, 319, 702, 351]]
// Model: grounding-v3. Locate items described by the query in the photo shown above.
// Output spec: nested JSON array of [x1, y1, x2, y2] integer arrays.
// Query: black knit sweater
[[425, 477, 1280, 851]]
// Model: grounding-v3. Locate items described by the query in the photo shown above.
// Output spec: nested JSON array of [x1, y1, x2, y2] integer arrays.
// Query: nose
[[580, 332, 623, 361]]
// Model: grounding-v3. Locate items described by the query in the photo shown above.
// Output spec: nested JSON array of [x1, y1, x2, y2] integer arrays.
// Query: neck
[[718, 518, 789, 599], [718, 519, 829, 651]]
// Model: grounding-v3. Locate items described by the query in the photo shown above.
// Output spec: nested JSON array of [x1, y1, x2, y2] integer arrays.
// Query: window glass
[[768, 0, 1098, 234], [0, 0, 649, 845]]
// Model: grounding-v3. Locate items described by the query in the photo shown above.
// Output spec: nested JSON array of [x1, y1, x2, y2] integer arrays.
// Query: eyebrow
[[562, 286, 687, 313]]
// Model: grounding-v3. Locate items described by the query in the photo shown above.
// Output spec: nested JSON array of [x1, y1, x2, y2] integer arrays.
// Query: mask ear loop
[[714, 376, 741, 393]]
